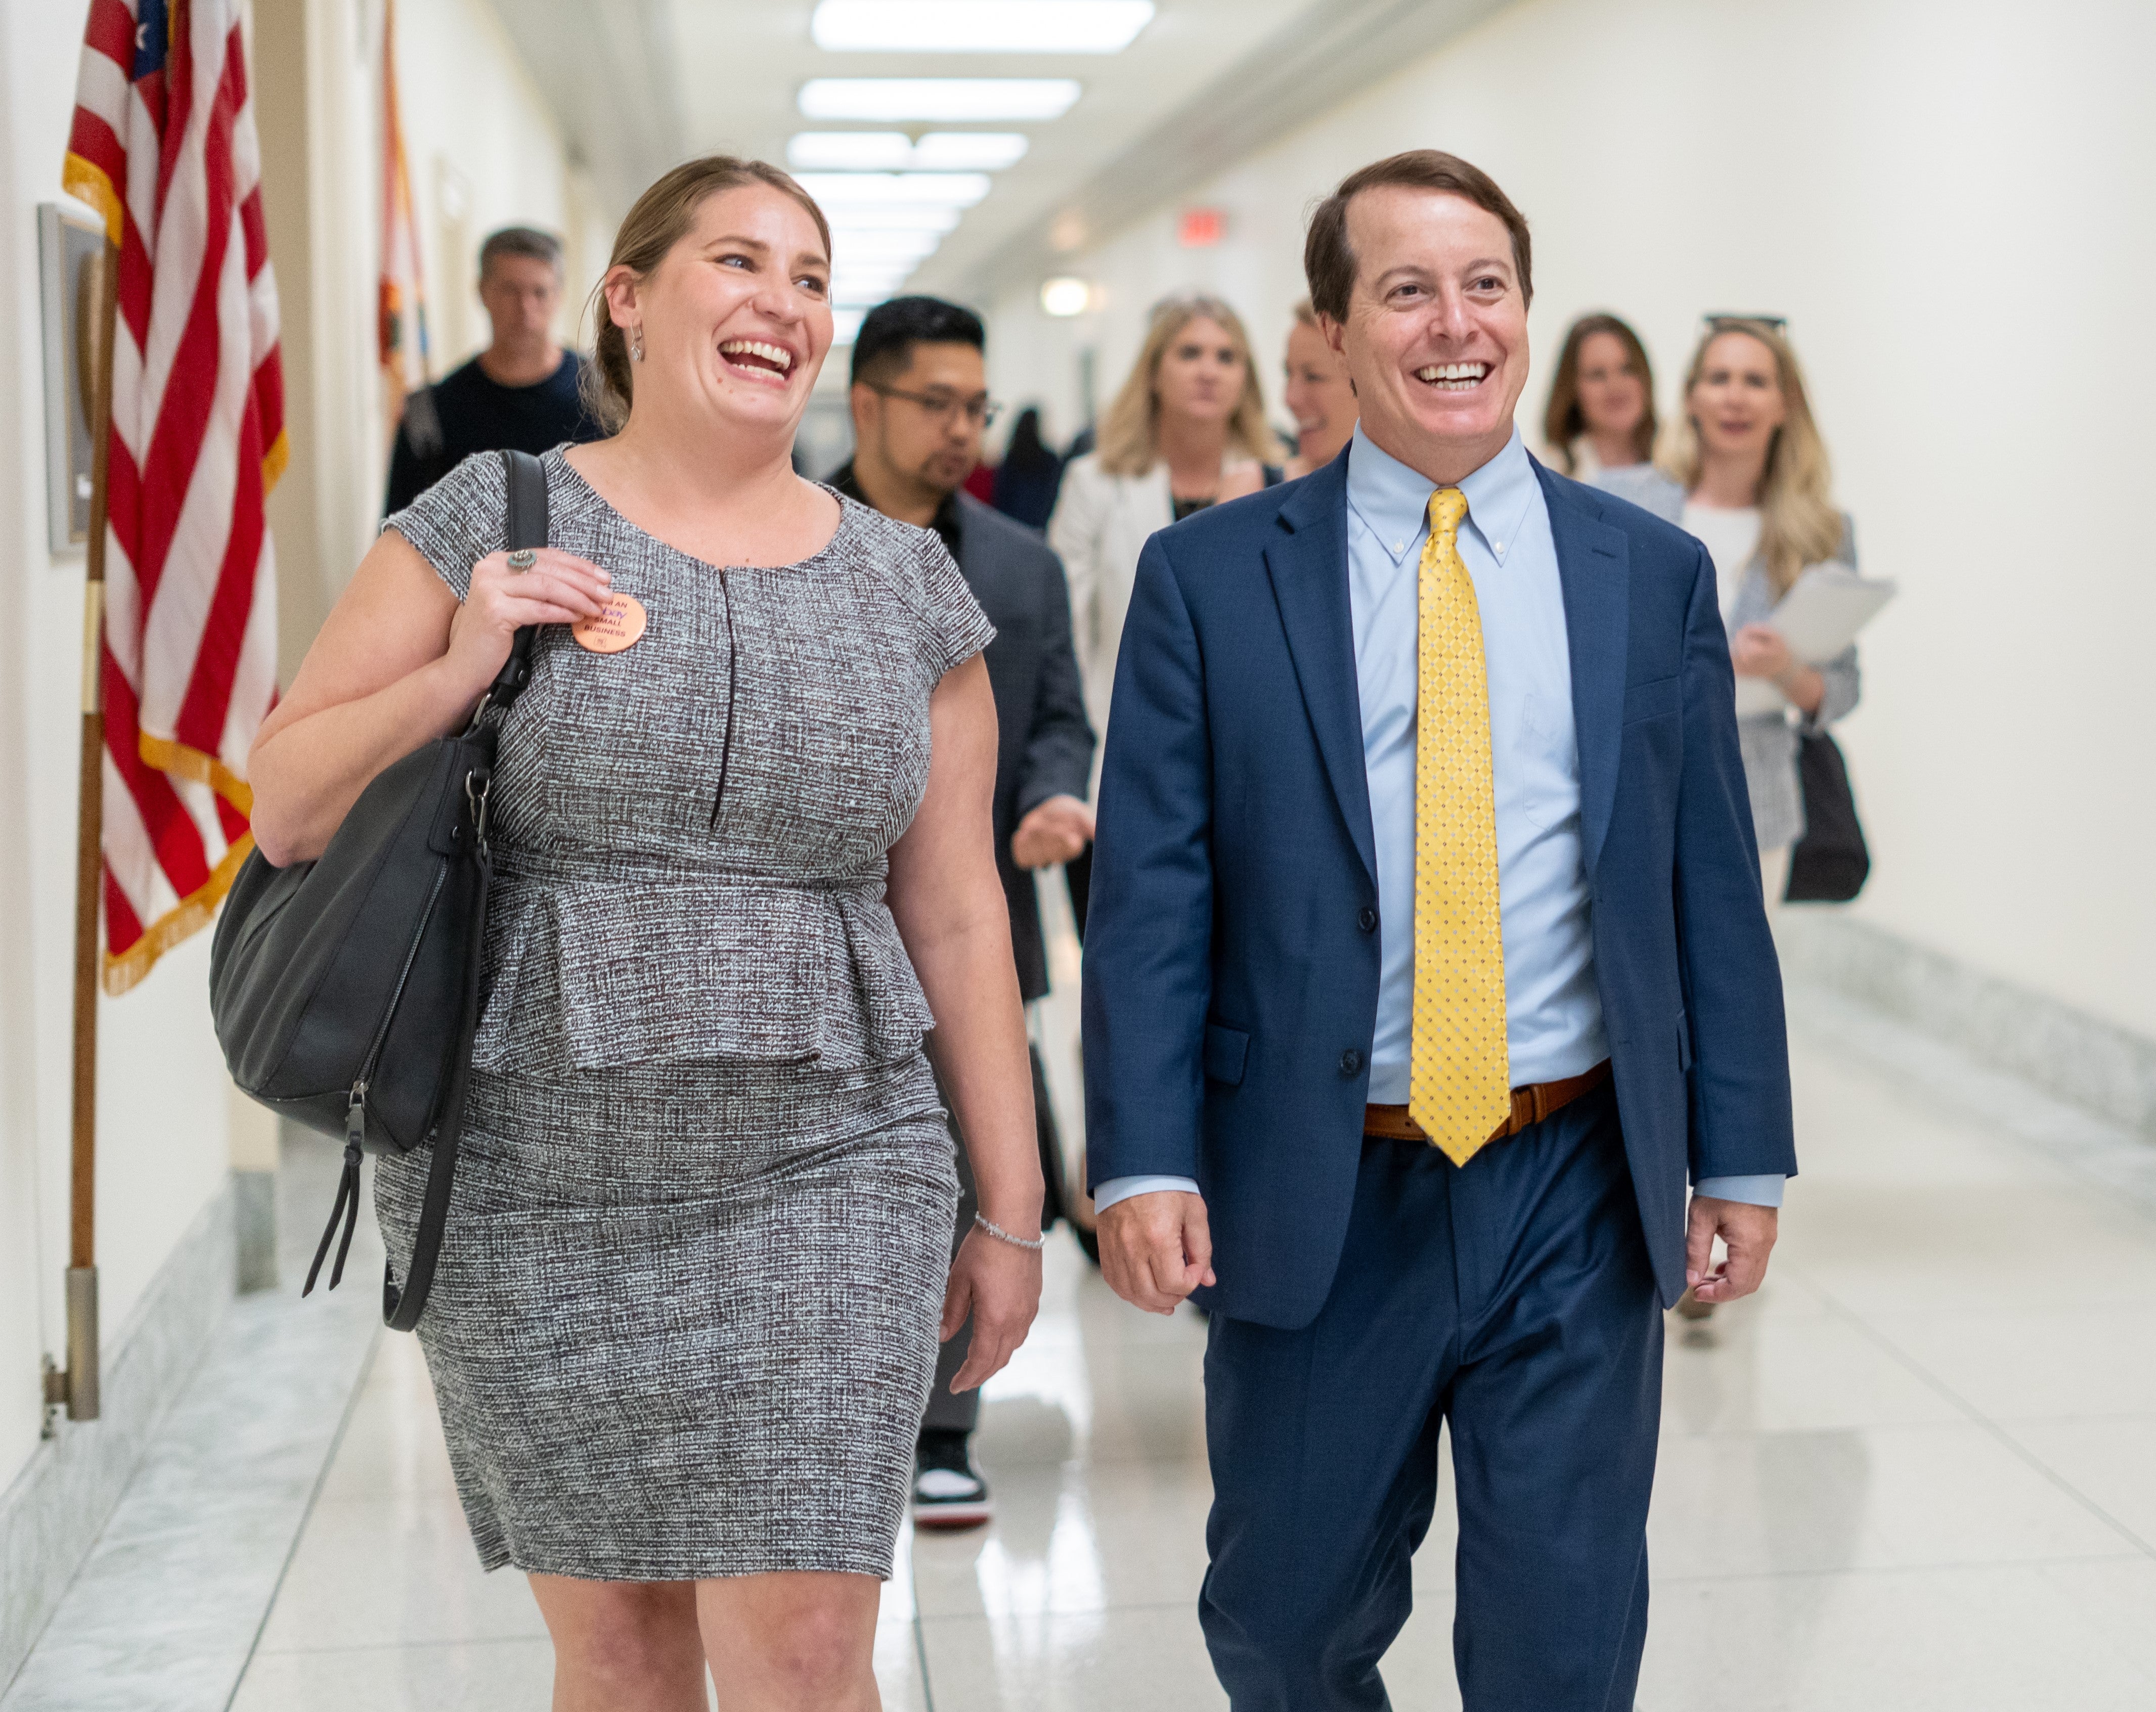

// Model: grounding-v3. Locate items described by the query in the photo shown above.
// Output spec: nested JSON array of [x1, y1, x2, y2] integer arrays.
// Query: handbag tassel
[[304, 1139, 364, 1296]]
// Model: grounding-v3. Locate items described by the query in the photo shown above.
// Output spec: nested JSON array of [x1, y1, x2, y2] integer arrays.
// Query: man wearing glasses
[[831, 296, 1096, 1527]]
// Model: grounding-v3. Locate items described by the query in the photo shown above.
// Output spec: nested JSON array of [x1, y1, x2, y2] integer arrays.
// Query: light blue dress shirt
[[1094, 427, 1782, 1212]]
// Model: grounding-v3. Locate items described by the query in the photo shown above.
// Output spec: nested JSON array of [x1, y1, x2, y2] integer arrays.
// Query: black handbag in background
[[1784, 731, 1870, 903], [209, 448, 546, 1330]]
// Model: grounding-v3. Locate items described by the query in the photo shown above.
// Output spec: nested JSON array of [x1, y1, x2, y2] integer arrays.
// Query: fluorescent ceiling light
[[790, 132, 913, 171], [833, 280, 913, 308], [812, 2, 1155, 54], [816, 205, 961, 233], [799, 79, 1081, 122], [794, 171, 992, 209], [831, 307, 867, 346], [830, 229, 944, 261], [912, 132, 1030, 171], [832, 237, 944, 271], [789, 132, 1030, 173]]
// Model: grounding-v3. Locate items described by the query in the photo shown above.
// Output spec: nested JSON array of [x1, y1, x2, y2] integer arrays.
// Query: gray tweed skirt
[[372, 1051, 957, 1582]]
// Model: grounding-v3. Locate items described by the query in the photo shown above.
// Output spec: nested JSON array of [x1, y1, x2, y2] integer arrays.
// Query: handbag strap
[[381, 449, 550, 1331], [474, 447, 548, 716], [383, 843, 491, 1330]]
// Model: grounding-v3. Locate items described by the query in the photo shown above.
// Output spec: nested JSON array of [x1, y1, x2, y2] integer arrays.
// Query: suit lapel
[[1537, 462, 1629, 873], [1265, 457, 1377, 884]]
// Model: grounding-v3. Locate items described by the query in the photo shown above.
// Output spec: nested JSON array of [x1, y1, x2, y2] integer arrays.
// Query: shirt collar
[[1344, 424, 1536, 567], [829, 460, 964, 560]]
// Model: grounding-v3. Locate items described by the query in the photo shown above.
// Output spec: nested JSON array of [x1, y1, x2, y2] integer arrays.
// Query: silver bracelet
[[973, 1212, 1047, 1252]]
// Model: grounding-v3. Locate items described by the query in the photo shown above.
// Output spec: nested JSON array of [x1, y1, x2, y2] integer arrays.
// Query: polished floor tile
[[17, 983, 2156, 1711]]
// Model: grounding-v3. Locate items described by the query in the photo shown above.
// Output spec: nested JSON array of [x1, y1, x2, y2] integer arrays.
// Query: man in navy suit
[[1081, 151, 1795, 1710]]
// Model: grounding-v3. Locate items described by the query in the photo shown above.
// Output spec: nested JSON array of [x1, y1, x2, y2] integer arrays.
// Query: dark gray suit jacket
[[831, 467, 1094, 1001], [949, 492, 1095, 1001]]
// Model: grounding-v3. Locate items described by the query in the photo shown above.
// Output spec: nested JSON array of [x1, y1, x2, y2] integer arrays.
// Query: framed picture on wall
[[38, 202, 109, 559]]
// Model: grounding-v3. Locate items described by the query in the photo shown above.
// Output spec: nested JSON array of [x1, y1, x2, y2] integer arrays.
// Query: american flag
[[63, 0, 287, 994]]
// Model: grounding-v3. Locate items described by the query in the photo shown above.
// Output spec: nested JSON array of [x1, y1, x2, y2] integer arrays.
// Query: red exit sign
[[1178, 207, 1226, 248]]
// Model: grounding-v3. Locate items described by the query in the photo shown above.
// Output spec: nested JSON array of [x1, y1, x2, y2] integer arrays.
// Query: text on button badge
[[574, 593, 647, 654]]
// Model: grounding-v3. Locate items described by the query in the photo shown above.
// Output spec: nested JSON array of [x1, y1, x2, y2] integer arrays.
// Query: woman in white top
[[1664, 317, 1861, 903], [1541, 312, 1659, 479], [1049, 296, 1283, 767], [1591, 319, 1860, 899]]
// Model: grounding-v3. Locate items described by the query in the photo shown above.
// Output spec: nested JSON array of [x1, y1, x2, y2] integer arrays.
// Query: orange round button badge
[[574, 593, 647, 654]]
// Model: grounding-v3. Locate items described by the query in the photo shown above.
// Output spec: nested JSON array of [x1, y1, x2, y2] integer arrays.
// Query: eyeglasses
[[869, 384, 1002, 428], [1704, 313, 1789, 332]]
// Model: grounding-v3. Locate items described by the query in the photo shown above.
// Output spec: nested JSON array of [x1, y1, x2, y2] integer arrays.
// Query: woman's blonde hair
[[1095, 296, 1281, 477], [581, 156, 831, 432], [1661, 319, 1840, 594]]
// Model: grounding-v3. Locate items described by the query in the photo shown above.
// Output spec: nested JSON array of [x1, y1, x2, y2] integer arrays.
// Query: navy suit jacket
[[1080, 447, 1796, 1328]]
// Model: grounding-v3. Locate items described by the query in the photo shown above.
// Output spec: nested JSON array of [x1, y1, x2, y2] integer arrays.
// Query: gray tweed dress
[[373, 449, 993, 1582]]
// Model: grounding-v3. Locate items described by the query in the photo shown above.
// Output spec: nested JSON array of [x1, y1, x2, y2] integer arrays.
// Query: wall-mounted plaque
[[38, 202, 110, 559]]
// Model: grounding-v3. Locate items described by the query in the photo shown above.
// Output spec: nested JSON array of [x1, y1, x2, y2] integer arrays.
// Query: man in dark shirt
[[383, 226, 604, 515], [832, 296, 1095, 1529]]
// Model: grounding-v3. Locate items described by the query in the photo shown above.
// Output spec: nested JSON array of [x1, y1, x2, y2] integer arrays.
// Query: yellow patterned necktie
[[1409, 487, 1512, 1165]]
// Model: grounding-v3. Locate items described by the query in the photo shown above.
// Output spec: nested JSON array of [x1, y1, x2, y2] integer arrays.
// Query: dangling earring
[[629, 326, 645, 363]]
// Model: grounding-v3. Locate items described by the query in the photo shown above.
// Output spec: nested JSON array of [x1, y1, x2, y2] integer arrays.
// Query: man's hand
[[1010, 794, 1095, 868], [1685, 1194, 1778, 1305], [1098, 1190, 1215, 1315]]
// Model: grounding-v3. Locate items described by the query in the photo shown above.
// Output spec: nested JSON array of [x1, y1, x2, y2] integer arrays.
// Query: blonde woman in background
[[1665, 317, 1858, 1321], [1542, 311, 1659, 479], [1049, 297, 1283, 775], [1281, 299, 1357, 478]]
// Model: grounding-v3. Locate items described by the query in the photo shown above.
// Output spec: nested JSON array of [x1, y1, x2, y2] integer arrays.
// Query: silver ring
[[505, 549, 537, 573]]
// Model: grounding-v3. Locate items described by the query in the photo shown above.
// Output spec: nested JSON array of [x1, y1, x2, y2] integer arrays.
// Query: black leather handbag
[[1785, 731, 1870, 903], [210, 448, 545, 1330]]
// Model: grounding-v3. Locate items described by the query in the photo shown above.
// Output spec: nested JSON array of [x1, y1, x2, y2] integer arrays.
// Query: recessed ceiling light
[[794, 171, 993, 209], [1040, 277, 1091, 317], [812, 1, 1155, 54], [789, 132, 1032, 173], [799, 79, 1081, 122]]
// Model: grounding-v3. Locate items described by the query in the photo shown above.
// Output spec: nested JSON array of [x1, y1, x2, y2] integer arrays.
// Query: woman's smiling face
[[616, 184, 834, 435]]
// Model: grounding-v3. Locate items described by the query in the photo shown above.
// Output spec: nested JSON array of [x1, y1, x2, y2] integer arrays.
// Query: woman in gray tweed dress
[[248, 157, 1044, 1709]]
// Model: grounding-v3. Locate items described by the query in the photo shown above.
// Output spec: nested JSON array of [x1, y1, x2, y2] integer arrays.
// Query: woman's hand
[[446, 548, 611, 697], [1731, 622, 1827, 715], [941, 1226, 1043, 1392], [1730, 622, 1792, 680]]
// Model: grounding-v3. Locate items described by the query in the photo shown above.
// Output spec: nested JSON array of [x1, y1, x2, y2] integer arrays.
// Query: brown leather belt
[[1364, 1060, 1611, 1147]]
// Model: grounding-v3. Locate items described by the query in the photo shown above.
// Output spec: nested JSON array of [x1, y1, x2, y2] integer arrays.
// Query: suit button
[[1357, 907, 1378, 933], [1339, 1049, 1365, 1077]]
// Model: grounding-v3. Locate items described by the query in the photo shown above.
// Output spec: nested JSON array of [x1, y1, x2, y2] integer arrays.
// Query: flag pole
[[46, 235, 120, 1425]]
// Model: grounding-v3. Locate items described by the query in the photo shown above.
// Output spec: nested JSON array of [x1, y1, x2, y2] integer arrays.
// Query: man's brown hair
[[1303, 150, 1533, 322]]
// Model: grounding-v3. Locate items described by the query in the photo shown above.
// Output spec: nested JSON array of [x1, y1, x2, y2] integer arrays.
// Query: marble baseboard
[[0, 1136, 383, 1712], [1775, 911, 2156, 1139], [0, 1189, 235, 1694], [232, 1169, 277, 1295]]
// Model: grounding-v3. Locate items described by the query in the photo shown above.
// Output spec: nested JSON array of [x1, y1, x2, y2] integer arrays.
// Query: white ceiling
[[499, 1, 1513, 313], [659, 0, 1315, 302]]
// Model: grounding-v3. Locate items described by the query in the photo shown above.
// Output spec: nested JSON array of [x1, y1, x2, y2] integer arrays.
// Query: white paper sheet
[[1730, 561, 1896, 717]]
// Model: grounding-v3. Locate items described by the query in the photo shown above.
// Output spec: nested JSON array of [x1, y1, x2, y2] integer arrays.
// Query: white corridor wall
[[985, 0, 2156, 1042]]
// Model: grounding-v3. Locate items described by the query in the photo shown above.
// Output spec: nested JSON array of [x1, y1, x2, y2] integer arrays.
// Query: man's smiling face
[[1324, 185, 1531, 483]]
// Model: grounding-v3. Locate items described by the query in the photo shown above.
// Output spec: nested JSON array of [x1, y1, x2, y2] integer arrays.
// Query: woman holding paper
[[1667, 318, 1861, 901]]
